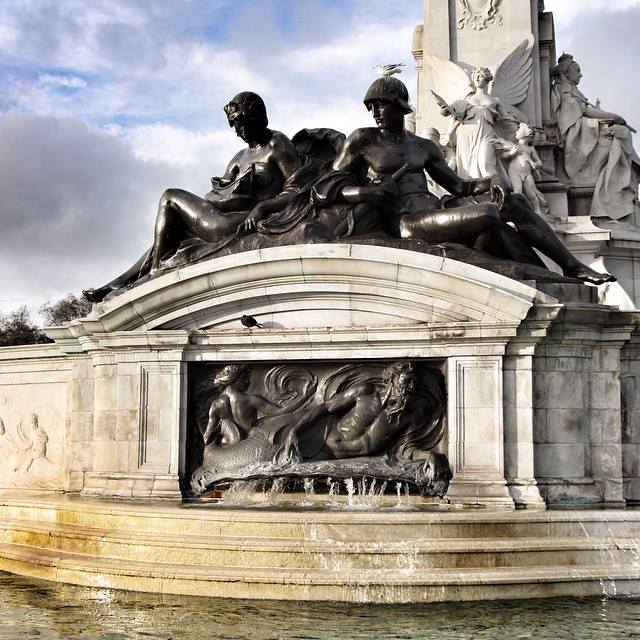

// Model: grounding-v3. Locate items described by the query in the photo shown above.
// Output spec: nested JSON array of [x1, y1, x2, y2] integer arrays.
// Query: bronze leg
[[150, 189, 246, 270], [397, 203, 501, 243]]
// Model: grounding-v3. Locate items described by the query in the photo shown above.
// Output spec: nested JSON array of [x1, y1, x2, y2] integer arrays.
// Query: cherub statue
[[494, 123, 549, 216], [427, 37, 534, 180]]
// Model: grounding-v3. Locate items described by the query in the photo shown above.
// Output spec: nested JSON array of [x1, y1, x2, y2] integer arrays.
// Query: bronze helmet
[[363, 77, 412, 115], [223, 92, 268, 128]]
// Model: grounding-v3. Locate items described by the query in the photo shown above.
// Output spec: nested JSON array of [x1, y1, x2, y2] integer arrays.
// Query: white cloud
[[545, 0, 640, 29], [0, 22, 17, 49], [113, 123, 241, 199], [287, 23, 415, 76], [37, 74, 87, 89], [0, 111, 179, 312], [0, 0, 637, 314]]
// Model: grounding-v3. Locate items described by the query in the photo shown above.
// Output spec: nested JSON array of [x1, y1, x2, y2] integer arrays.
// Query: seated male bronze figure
[[320, 76, 613, 285]]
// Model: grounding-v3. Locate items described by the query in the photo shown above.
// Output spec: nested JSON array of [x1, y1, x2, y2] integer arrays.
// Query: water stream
[[210, 476, 425, 510]]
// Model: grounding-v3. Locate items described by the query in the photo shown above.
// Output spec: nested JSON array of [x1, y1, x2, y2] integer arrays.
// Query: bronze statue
[[84, 92, 306, 302], [282, 363, 421, 459], [318, 76, 613, 285], [279, 363, 450, 487], [202, 364, 314, 447], [84, 82, 614, 302]]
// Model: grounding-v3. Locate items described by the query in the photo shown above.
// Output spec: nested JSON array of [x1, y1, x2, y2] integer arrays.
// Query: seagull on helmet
[[373, 63, 405, 77]]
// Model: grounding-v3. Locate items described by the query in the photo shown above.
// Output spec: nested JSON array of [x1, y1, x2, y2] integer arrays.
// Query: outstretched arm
[[247, 394, 282, 416], [424, 141, 511, 209], [584, 104, 627, 126]]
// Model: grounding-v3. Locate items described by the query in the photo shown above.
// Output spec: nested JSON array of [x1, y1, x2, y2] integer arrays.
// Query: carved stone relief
[[0, 394, 61, 488], [187, 361, 452, 497], [457, 0, 502, 31]]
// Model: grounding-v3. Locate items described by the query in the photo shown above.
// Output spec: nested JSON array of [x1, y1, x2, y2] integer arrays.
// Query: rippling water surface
[[1, 571, 640, 639]]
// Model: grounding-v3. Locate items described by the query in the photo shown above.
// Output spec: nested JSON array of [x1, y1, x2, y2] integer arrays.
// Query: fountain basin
[[1, 493, 639, 603]]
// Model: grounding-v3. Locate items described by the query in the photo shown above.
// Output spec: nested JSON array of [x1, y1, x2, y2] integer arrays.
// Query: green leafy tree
[[0, 306, 50, 347], [40, 293, 92, 327], [0, 293, 91, 347]]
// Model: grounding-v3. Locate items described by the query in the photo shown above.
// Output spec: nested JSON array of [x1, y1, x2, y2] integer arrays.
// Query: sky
[[0, 0, 639, 317]]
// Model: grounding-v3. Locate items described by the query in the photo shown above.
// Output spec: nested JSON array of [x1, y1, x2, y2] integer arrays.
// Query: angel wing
[[490, 36, 534, 106], [424, 52, 474, 106]]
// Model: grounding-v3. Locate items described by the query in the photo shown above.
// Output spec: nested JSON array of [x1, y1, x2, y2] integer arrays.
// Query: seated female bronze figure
[[84, 92, 302, 302], [320, 76, 613, 285]]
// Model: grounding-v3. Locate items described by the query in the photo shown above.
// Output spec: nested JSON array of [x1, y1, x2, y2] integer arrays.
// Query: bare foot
[[82, 287, 112, 303], [564, 264, 616, 285]]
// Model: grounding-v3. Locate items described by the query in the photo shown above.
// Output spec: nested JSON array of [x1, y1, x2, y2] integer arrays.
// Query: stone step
[[1, 519, 638, 572], [2, 498, 639, 541], [2, 497, 640, 602], [1, 541, 638, 603]]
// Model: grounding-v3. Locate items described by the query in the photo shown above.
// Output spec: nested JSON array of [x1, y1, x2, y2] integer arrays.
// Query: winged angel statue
[[428, 37, 534, 181]]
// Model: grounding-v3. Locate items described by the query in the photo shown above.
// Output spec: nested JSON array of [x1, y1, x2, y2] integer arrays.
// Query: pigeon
[[240, 315, 263, 329], [373, 63, 405, 77]]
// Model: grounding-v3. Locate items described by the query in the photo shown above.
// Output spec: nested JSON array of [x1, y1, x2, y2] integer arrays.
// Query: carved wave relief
[[187, 361, 452, 497]]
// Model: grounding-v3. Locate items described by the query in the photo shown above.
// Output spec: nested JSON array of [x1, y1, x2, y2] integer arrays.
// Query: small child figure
[[498, 123, 549, 216]]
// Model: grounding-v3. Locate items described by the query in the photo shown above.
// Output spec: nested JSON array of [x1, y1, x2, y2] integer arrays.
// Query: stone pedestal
[[1, 244, 636, 511], [445, 355, 514, 507], [532, 305, 635, 508], [412, 0, 640, 308], [621, 325, 640, 505], [45, 245, 545, 507]]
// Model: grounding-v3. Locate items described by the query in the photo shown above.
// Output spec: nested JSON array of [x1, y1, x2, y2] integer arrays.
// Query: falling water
[[220, 480, 260, 505], [392, 481, 415, 510], [266, 477, 286, 505], [599, 578, 609, 621], [216, 475, 417, 510], [301, 477, 316, 506], [344, 478, 356, 507], [327, 477, 340, 506]]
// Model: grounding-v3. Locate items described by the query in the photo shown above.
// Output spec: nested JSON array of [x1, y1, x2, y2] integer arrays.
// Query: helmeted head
[[363, 76, 413, 115], [382, 362, 416, 395], [381, 362, 416, 424], [223, 92, 268, 142]]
